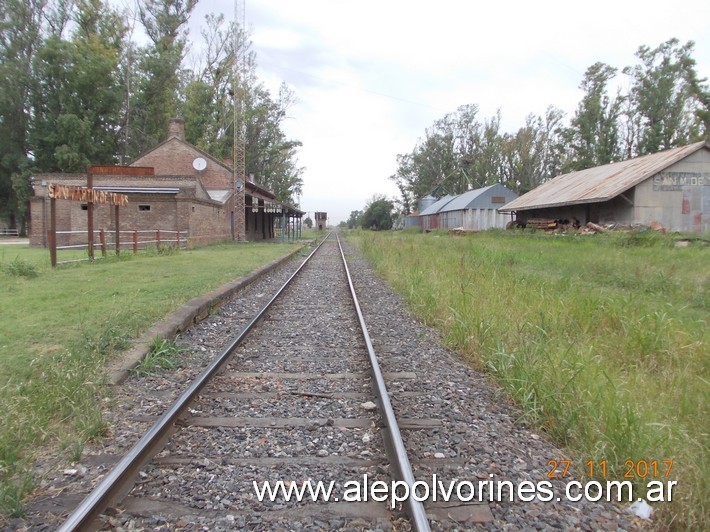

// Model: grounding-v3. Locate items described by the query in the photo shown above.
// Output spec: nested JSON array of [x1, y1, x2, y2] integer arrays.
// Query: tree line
[[0, 0, 304, 234], [341, 195, 396, 231], [390, 38, 709, 215]]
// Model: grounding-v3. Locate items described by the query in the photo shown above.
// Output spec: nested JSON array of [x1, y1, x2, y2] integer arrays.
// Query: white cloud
[[190, 0, 710, 224]]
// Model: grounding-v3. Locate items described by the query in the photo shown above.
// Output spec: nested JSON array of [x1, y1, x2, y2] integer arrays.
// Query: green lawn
[[0, 240, 301, 518], [348, 229, 708, 531]]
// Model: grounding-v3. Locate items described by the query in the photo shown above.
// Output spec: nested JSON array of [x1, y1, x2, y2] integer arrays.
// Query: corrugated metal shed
[[500, 141, 709, 212]]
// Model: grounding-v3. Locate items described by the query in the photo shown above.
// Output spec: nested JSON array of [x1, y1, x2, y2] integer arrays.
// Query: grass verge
[[348, 229, 708, 530], [0, 240, 300, 519]]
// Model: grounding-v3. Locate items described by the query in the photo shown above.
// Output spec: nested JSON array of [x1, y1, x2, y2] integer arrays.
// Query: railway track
[[19, 232, 639, 531], [56, 233, 434, 530]]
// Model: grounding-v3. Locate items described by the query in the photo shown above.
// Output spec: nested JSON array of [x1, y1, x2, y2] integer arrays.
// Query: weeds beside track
[[349, 229, 708, 530]]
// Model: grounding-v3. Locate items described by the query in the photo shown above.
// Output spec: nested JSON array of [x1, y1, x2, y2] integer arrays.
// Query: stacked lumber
[[526, 218, 559, 230]]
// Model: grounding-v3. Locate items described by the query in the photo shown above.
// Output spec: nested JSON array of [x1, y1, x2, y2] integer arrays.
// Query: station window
[[138, 205, 151, 211], [491, 196, 506, 204], [80, 204, 88, 211]]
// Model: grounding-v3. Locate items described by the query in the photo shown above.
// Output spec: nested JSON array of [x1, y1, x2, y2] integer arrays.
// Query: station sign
[[47, 183, 129, 206]]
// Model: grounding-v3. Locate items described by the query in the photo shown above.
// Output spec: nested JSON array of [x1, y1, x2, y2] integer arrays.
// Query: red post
[[156, 229, 161, 247], [133, 229, 138, 254], [176, 229, 180, 248], [99, 228, 106, 257]]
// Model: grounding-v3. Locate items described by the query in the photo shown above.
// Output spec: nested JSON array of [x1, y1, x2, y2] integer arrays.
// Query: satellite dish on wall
[[192, 157, 207, 172]]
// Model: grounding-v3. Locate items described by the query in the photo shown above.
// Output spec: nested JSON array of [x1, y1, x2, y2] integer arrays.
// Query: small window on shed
[[80, 204, 88, 211], [491, 196, 506, 204], [138, 205, 151, 211]]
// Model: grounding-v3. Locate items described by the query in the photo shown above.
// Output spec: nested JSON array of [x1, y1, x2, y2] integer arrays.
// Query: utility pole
[[232, 0, 246, 241]]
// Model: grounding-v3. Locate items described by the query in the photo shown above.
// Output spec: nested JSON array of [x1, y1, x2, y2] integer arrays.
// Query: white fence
[[51, 228, 188, 265]]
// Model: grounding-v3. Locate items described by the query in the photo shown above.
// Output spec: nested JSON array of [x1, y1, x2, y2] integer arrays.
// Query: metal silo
[[418, 195, 437, 213]]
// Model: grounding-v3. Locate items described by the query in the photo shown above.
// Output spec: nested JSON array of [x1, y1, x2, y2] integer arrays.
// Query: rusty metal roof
[[499, 141, 709, 212]]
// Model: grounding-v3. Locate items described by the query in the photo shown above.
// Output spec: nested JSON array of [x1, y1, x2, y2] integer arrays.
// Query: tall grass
[[352, 230, 708, 530]]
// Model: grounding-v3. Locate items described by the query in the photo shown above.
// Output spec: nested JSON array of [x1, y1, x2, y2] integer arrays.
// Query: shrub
[[2, 258, 38, 278]]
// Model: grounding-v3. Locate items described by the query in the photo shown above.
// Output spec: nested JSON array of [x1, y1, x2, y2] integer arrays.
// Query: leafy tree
[[244, 83, 304, 204], [181, 14, 304, 205], [623, 38, 709, 156], [389, 104, 486, 213], [30, 0, 126, 173], [500, 118, 539, 193], [303, 216, 312, 229], [128, 0, 197, 153], [564, 62, 623, 170], [455, 107, 503, 190], [181, 13, 240, 158], [393, 103, 567, 209], [346, 210, 362, 229], [497, 108, 566, 193], [360, 196, 394, 231], [0, 0, 47, 233]]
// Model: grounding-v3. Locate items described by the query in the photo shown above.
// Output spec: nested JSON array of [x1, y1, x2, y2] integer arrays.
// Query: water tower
[[315, 212, 327, 230]]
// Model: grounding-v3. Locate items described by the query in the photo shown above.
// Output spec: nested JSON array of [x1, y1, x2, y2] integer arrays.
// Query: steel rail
[[58, 234, 330, 531], [335, 233, 432, 532]]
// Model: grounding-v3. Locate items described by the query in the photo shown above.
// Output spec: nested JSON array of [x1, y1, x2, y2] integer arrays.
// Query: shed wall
[[440, 209, 511, 230], [420, 214, 440, 230], [633, 150, 710, 233]]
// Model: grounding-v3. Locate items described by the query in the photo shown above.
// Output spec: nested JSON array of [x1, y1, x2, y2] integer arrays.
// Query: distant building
[[417, 184, 518, 231], [30, 118, 303, 247], [499, 141, 710, 233], [315, 212, 327, 230], [404, 195, 435, 229]]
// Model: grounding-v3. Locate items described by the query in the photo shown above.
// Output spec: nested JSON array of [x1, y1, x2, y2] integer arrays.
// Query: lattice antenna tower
[[232, 0, 247, 240]]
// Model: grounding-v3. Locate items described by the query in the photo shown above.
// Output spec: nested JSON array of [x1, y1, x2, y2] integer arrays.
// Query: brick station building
[[30, 119, 303, 248]]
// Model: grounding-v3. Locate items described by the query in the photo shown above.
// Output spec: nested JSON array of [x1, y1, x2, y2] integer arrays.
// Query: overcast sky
[[189, 0, 709, 225]]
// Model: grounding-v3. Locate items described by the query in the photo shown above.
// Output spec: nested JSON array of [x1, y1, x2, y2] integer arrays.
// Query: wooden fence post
[[87, 167, 94, 261], [115, 205, 120, 256], [49, 196, 57, 267], [99, 228, 106, 257]]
